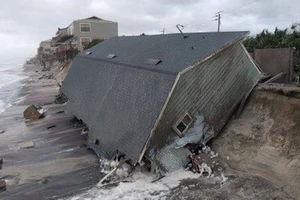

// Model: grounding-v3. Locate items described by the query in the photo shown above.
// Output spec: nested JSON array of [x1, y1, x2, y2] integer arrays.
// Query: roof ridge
[[77, 55, 178, 76]]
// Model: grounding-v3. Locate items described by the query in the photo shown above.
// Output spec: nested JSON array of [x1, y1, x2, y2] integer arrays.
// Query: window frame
[[80, 23, 91, 33], [173, 112, 193, 137]]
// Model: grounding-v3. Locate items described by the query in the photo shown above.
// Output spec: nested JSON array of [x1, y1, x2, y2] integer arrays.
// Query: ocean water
[[0, 58, 27, 114]]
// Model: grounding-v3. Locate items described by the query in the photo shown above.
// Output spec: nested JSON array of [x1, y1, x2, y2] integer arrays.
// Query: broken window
[[173, 112, 193, 136]]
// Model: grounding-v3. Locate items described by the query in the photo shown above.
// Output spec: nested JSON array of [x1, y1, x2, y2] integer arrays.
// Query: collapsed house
[[61, 32, 261, 172]]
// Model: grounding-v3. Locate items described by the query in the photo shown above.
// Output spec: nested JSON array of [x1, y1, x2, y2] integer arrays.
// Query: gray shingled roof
[[62, 31, 248, 162], [83, 31, 248, 74], [62, 57, 176, 162]]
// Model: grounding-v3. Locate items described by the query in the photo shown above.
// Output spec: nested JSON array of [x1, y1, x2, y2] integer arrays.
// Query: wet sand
[[0, 63, 101, 200]]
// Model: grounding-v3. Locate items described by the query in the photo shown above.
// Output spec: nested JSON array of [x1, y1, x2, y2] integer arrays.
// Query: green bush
[[84, 39, 104, 50], [243, 24, 300, 73]]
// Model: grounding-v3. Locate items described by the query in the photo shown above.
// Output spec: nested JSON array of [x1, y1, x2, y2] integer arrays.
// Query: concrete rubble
[[18, 141, 35, 149]]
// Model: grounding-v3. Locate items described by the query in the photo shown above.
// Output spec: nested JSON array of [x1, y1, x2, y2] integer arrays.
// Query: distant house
[[51, 16, 118, 51], [62, 32, 261, 171]]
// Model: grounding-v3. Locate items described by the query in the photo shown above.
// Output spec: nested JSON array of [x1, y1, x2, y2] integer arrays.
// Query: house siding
[[73, 20, 118, 51], [147, 42, 261, 155]]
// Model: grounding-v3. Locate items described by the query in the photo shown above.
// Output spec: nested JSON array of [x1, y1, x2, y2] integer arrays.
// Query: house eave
[[180, 32, 249, 75]]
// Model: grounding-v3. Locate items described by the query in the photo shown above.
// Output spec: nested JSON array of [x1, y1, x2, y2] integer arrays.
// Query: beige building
[[52, 16, 118, 51]]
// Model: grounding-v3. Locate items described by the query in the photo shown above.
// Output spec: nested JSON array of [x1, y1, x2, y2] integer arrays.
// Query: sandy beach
[[0, 62, 297, 200], [0, 63, 101, 200]]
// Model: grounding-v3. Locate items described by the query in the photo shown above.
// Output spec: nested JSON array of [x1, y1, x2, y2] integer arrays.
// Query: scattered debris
[[55, 84, 68, 104], [23, 105, 45, 120], [220, 173, 228, 183], [18, 141, 35, 149], [0, 130, 4, 134], [0, 158, 3, 165], [81, 127, 89, 135], [0, 180, 6, 191], [186, 145, 225, 182], [99, 158, 128, 184], [71, 169, 200, 200], [47, 125, 56, 129], [70, 117, 85, 128], [41, 177, 49, 184], [56, 110, 64, 114]]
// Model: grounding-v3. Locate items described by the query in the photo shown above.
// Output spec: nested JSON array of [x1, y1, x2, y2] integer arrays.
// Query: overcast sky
[[0, 0, 299, 61]]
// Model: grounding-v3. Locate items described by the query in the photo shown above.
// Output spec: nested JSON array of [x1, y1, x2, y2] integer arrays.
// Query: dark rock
[[0, 180, 6, 191], [47, 125, 56, 129], [41, 178, 49, 184]]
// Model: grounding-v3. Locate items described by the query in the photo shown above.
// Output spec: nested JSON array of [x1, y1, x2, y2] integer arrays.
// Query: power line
[[183, 0, 271, 31], [160, 0, 272, 34]]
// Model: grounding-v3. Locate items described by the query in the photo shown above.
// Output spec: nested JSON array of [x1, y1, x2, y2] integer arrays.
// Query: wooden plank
[[263, 72, 286, 84]]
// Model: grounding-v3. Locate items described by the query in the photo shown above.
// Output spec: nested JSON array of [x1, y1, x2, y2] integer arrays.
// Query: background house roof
[[86, 16, 102, 20], [83, 31, 249, 74], [74, 16, 116, 23]]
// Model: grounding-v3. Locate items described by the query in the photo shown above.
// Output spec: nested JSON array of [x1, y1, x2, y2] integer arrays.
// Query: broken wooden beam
[[263, 72, 286, 84], [99, 158, 127, 184]]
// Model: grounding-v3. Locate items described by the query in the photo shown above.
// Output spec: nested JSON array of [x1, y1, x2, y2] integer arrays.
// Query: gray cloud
[[0, 0, 299, 60]]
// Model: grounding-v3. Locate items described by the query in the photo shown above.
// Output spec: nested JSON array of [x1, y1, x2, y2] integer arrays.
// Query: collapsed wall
[[212, 85, 300, 198]]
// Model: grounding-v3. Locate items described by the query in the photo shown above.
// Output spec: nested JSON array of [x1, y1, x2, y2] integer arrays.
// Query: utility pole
[[215, 11, 223, 32], [160, 28, 166, 34]]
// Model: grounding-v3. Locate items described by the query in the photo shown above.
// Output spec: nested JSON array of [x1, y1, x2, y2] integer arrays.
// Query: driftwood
[[262, 72, 286, 84], [99, 158, 127, 184]]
